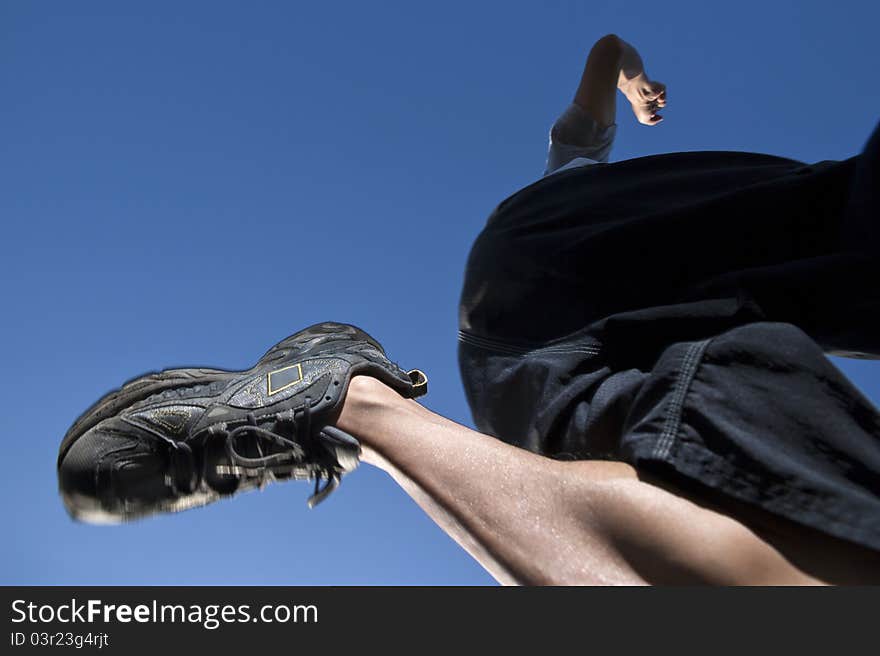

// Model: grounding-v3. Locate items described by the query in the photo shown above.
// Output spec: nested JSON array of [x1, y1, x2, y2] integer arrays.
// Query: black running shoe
[[57, 322, 427, 523]]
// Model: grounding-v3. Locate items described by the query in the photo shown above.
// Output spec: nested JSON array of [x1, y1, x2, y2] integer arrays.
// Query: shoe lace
[[202, 399, 341, 507], [225, 414, 307, 468]]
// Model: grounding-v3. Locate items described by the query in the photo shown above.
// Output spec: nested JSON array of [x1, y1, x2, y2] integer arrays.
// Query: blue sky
[[2, 0, 878, 585]]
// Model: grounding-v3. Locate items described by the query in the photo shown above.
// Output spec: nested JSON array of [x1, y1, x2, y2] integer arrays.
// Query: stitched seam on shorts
[[653, 339, 712, 460], [458, 330, 602, 358]]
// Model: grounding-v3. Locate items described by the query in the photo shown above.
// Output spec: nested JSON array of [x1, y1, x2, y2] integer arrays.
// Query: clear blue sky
[[2, 0, 878, 585]]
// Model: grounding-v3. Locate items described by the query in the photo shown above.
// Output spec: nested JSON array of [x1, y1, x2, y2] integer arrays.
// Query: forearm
[[572, 34, 624, 127], [617, 37, 647, 89], [612, 36, 668, 125], [572, 35, 657, 128]]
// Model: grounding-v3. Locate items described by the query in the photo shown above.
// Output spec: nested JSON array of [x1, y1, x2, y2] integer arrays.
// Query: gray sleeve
[[545, 103, 617, 174]]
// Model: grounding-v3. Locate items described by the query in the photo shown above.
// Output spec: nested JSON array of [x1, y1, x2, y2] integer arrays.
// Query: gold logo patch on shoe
[[151, 408, 191, 434], [267, 363, 304, 396]]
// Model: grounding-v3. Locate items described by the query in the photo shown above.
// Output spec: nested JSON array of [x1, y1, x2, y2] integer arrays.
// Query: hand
[[620, 75, 667, 125]]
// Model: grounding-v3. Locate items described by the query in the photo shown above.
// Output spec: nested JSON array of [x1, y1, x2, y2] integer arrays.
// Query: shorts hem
[[626, 436, 880, 552]]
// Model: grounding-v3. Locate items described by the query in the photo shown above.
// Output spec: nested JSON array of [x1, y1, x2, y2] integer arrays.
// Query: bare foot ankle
[[336, 375, 403, 435]]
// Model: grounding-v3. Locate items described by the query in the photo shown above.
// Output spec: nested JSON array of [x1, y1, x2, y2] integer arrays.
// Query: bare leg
[[337, 377, 880, 585]]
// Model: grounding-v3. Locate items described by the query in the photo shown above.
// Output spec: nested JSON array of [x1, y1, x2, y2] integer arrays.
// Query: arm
[[573, 34, 667, 127]]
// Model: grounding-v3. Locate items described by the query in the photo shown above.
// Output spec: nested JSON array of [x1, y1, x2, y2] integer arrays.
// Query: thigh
[[461, 319, 880, 573], [564, 459, 880, 585]]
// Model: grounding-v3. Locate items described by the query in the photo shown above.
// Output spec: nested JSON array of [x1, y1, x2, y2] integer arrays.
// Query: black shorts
[[458, 125, 880, 551]]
